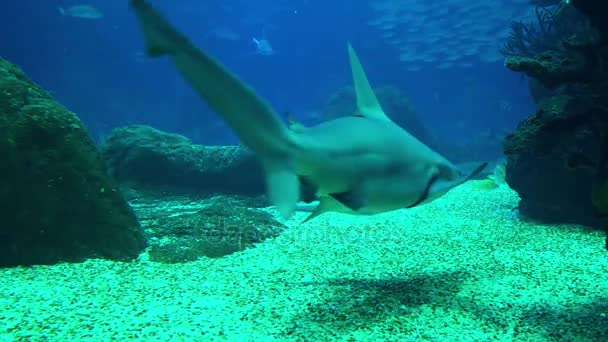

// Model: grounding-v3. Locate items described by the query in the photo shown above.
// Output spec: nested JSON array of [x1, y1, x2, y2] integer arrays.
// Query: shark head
[[345, 43, 488, 210], [407, 161, 488, 208]]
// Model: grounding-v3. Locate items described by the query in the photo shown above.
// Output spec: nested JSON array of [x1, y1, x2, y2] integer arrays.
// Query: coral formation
[[500, 1, 608, 238], [500, 2, 594, 58]]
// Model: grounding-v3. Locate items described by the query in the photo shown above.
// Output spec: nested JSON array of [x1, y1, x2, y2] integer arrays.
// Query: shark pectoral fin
[[347, 43, 391, 122], [262, 157, 299, 219], [329, 189, 366, 211], [302, 196, 342, 223], [302, 202, 325, 223]]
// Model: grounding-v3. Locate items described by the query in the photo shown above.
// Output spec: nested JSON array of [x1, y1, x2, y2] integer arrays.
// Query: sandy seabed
[[2, 183, 608, 341]]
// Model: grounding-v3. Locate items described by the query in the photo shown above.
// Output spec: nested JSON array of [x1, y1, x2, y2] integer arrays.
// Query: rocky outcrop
[[0, 59, 146, 266], [501, 3, 608, 231], [503, 94, 602, 226], [100, 125, 265, 196], [131, 194, 284, 263]]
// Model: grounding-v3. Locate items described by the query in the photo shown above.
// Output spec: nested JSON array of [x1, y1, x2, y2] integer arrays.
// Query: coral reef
[[100, 125, 266, 197], [500, 2, 595, 58], [501, 2, 608, 235], [0, 59, 146, 266]]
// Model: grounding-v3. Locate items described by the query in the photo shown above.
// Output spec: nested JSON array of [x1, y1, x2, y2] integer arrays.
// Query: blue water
[[0, 0, 535, 150]]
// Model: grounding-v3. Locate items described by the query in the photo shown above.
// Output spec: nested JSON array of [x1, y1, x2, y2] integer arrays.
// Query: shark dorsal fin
[[347, 43, 390, 122], [285, 112, 307, 133]]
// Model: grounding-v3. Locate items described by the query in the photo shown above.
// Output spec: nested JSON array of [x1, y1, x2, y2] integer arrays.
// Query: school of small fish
[[367, 0, 542, 70]]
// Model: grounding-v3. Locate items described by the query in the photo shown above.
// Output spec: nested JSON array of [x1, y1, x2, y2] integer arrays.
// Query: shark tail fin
[[131, 0, 300, 219], [130, 0, 186, 56], [347, 43, 390, 122]]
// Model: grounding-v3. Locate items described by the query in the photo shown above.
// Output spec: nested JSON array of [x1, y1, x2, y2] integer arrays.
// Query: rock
[[572, 0, 608, 43], [0, 59, 146, 267], [503, 95, 603, 226], [505, 51, 591, 89], [503, 95, 593, 155], [130, 193, 285, 263], [528, 77, 559, 104], [501, 5, 608, 232], [100, 125, 265, 196]]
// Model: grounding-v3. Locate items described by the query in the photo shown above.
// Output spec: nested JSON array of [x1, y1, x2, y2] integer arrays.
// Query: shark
[[129, 0, 487, 222]]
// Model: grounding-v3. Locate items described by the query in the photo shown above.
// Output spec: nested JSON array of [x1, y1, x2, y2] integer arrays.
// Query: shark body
[[129, 0, 487, 222]]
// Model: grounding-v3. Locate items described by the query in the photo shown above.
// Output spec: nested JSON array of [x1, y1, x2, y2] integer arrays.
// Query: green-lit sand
[[2, 182, 607, 341]]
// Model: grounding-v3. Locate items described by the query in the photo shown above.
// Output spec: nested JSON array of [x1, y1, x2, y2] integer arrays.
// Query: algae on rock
[[0, 59, 146, 266]]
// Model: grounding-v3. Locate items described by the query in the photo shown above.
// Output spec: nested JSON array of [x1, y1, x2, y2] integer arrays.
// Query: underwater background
[[1, 0, 534, 148], [1, 0, 608, 340]]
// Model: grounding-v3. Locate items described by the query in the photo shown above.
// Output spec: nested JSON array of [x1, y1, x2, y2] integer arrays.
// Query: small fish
[[252, 37, 275, 55], [58, 5, 103, 19], [205, 27, 240, 42], [499, 99, 512, 113]]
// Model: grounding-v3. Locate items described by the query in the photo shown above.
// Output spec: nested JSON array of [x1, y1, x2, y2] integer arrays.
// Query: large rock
[[502, 7, 608, 230], [503, 95, 602, 226], [504, 48, 594, 89], [100, 125, 265, 196], [0, 59, 146, 267]]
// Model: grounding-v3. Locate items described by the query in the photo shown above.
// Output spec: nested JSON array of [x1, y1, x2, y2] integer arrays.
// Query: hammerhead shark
[[129, 0, 487, 222]]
